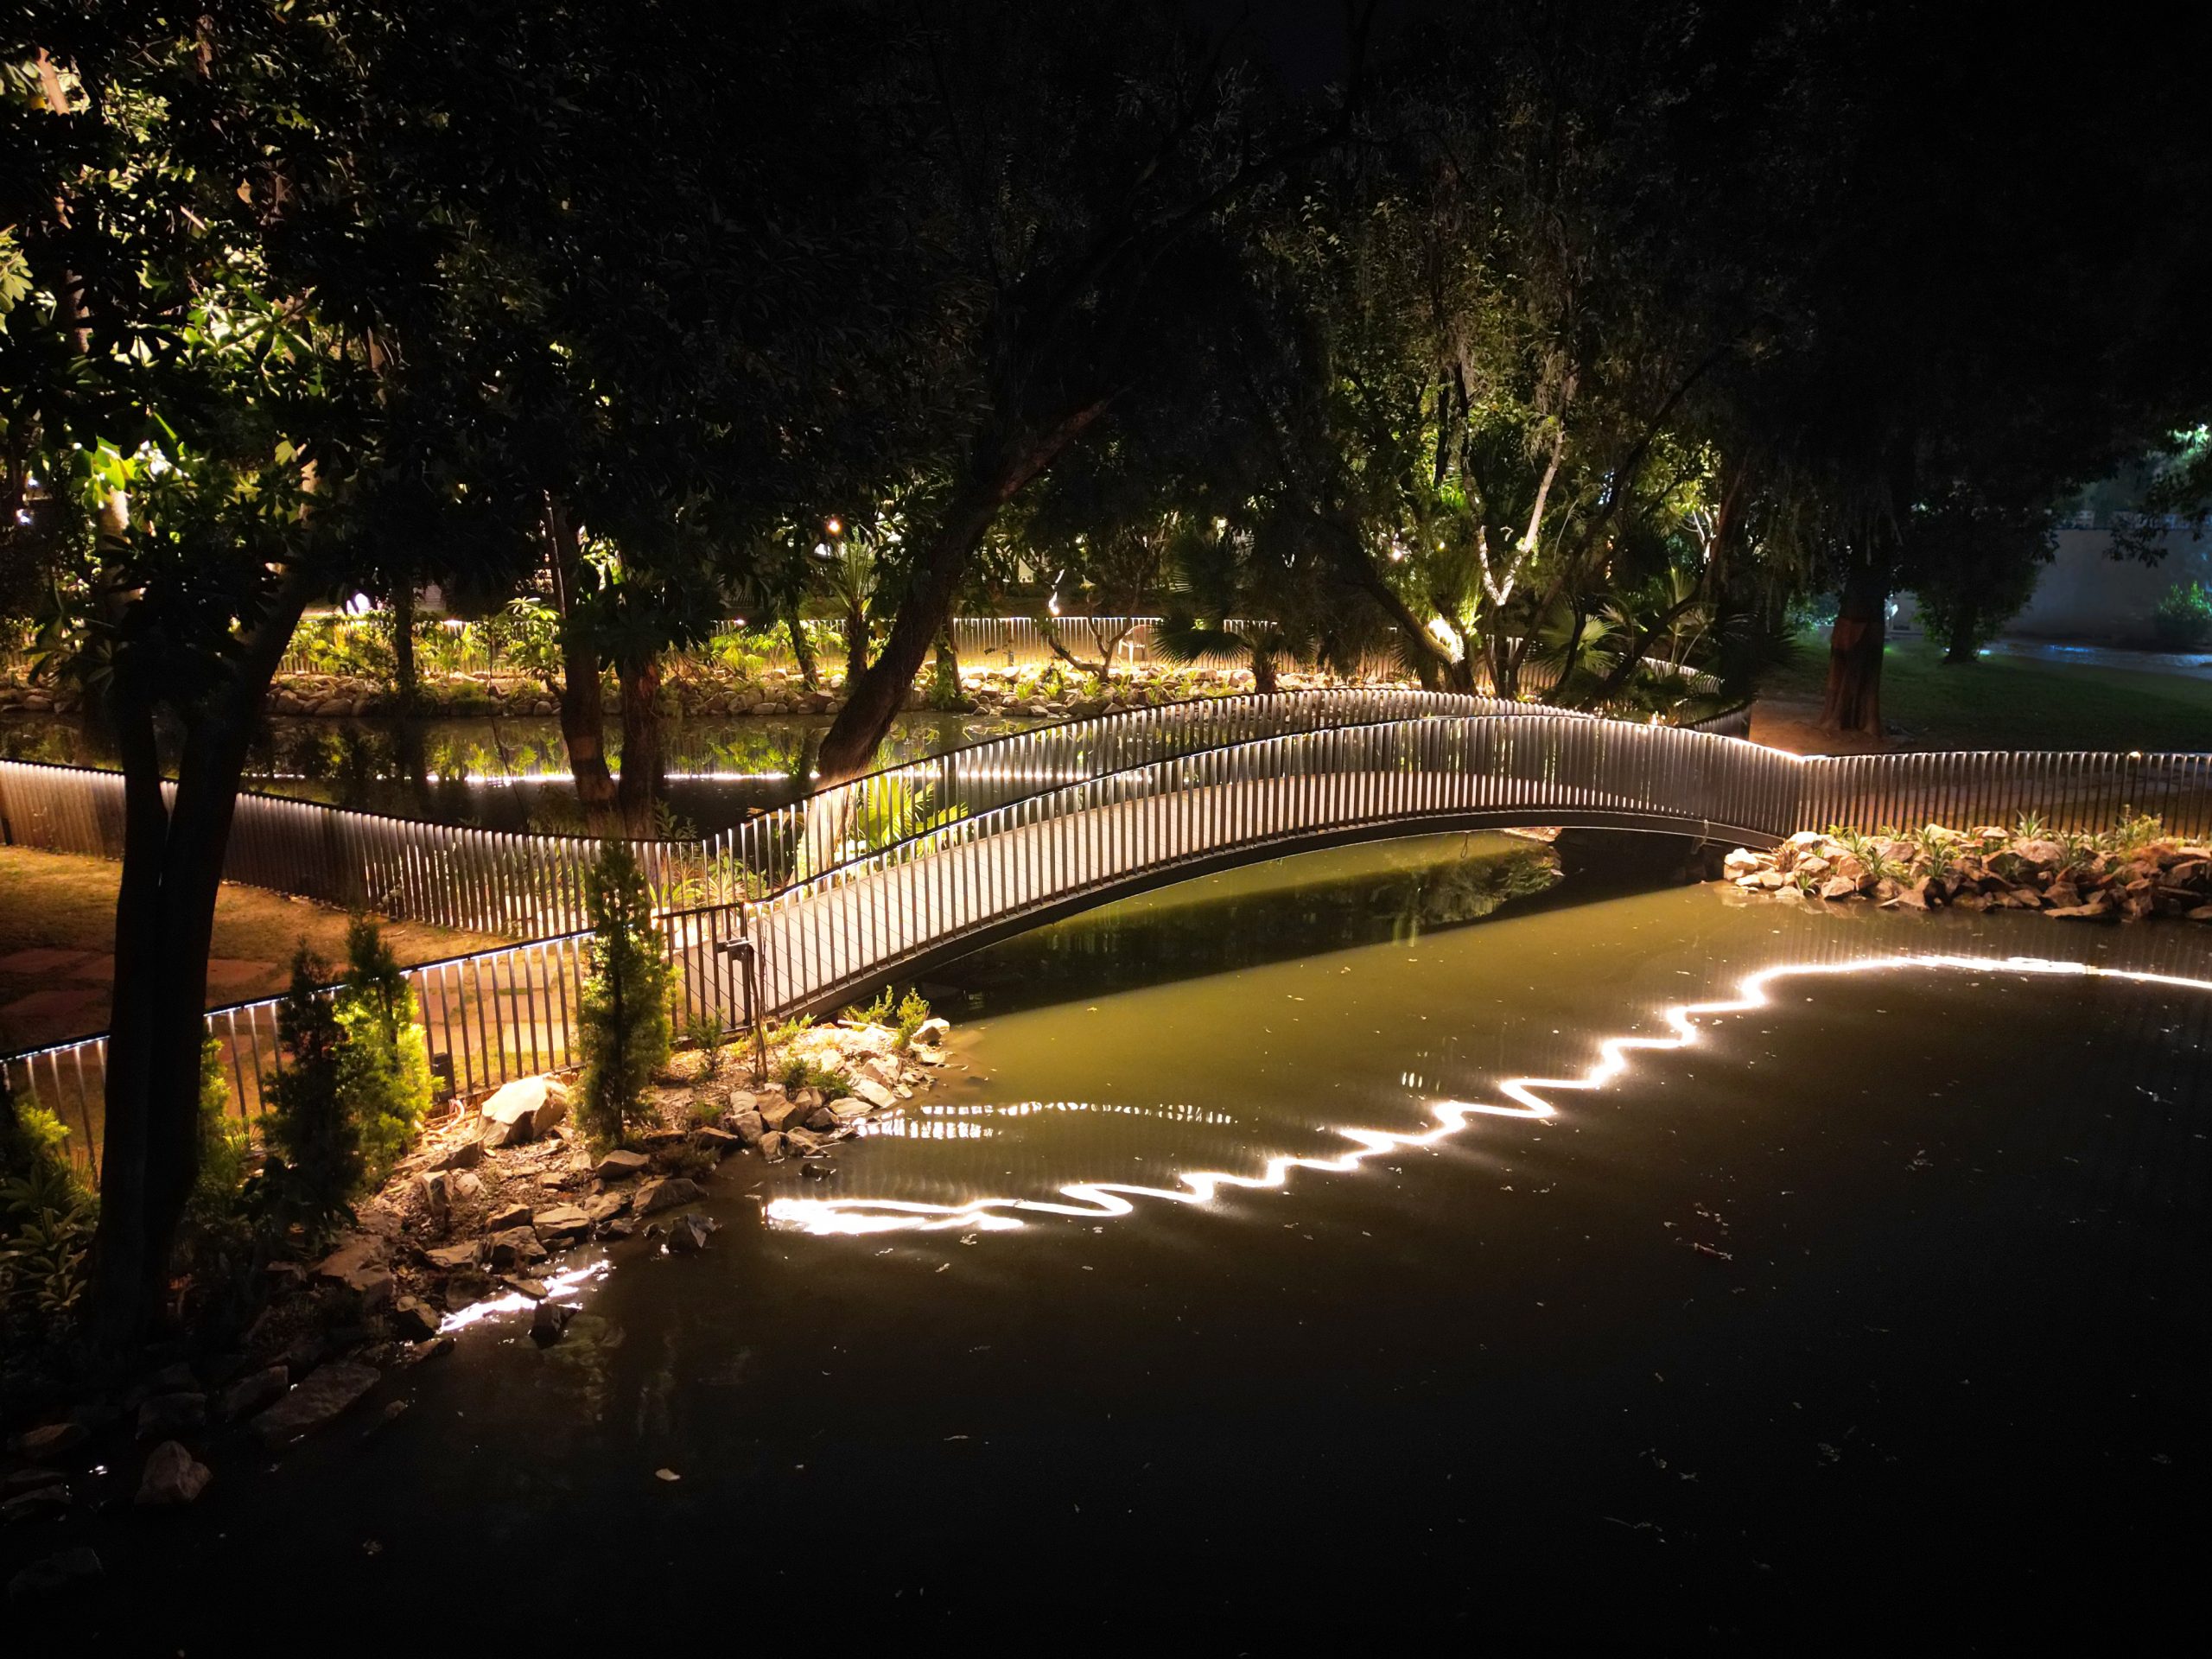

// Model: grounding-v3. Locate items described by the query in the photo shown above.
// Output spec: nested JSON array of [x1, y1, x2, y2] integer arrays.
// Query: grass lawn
[[0, 846, 503, 1052], [1758, 632, 2212, 752]]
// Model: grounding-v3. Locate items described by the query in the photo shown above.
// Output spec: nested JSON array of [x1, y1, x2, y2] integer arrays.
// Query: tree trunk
[[842, 601, 869, 688], [545, 499, 617, 829], [815, 403, 1108, 784], [1251, 648, 1279, 696], [91, 582, 312, 1347], [786, 609, 819, 690], [1820, 560, 1891, 735], [1942, 607, 1979, 664], [391, 585, 417, 711], [616, 652, 664, 836]]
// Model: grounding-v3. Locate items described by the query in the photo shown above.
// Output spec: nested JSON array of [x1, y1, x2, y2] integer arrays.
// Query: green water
[[16, 833, 2209, 1648]]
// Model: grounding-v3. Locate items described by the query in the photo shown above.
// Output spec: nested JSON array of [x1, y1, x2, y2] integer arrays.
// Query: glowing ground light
[[762, 951, 2212, 1238]]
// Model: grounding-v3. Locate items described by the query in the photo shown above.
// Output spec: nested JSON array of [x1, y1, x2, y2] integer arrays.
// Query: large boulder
[[849, 1078, 897, 1112], [314, 1236, 394, 1312], [634, 1176, 704, 1216], [13, 1422, 87, 1463], [136, 1441, 212, 1507], [593, 1148, 652, 1181], [251, 1363, 381, 1448], [531, 1205, 593, 1244], [666, 1213, 717, 1254], [479, 1077, 569, 1148], [216, 1366, 289, 1424]]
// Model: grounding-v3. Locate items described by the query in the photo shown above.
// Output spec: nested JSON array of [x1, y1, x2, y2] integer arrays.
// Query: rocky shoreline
[[1720, 822, 2212, 922], [2, 1011, 950, 1602]]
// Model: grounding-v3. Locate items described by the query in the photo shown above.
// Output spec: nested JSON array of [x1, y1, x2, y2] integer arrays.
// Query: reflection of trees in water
[[946, 837, 1564, 1013], [1375, 838, 1561, 938]]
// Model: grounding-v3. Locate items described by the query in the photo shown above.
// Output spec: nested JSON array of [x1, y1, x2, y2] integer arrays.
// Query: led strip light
[[763, 951, 2212, 1237]]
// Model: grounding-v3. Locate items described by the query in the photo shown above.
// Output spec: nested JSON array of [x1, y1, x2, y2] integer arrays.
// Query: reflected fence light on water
[[762, 951, 2212, 1239]]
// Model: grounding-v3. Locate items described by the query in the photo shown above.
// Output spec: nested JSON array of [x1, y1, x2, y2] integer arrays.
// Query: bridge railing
[[10, 712, 2211, 1173], [0, 758, 704, 938]]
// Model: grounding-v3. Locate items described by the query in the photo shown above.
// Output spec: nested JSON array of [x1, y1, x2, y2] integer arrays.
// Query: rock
[[532, 1204, 593, 1243], [530, 1301, 575, 1346], [487, 1227, 548, 1269], [634, 1176, 704, 1216], [601, 1217, 637, 1241], [911, 1017, 950, 1047], [390, 1296, 442, 1341], [451, 1169, 484, 1199], [1894, 876, 1932, 910], [1818, 874, 1858, 900], [855, 1055, 899, 1089], [443, 1268, 496, 1309], [727, 1109, 766, 1147], [136, 1392, 207, 1440], [136, 1441, 212, 1507], [1723, 849, 1765, 875], [479, 1076, 569, 1147], [800, 1160, 837, 1182], [216, 1365, 289, 1424], [804, 1105, 838, 1131], [594, 1148, 652, 1180], [149, 1360, 198, 1392], [251, 1362, 381, 1448], [760, 1096, 810, 1131], [850, 1078, 897, 1111], [1, 1470, 65, 1499], [666, 1213, 718, 1254], [2047, 899, 2115, 920], [430, 1136, 485, 1172], [416, 1169, 449, 1221], [690, 1126, 743, 1155], [758, 1131, 787, 1164], [14, 1422, 88, 1463], [840, 1023, 898, 1057], [315, 1236, 394, 1312], [486, 1201, 535, 1232], [828, 1096, 871, 1122], [9, 1548, 100, 1602], [583, 1190, 631, 1224], [1, 1488, 71, 1526], [424, 1242, 480, 1271]]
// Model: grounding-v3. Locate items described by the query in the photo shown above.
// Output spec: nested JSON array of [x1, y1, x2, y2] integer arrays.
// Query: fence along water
[[8, 703, 2211, 1173]]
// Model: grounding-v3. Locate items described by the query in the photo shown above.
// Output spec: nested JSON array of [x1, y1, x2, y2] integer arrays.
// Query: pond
[[0, 710, 1053, 836], [20, 833, 2209, 1647]]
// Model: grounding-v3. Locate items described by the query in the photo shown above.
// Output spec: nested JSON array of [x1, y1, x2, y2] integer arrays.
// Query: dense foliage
[[576, 842, 673, 1147]]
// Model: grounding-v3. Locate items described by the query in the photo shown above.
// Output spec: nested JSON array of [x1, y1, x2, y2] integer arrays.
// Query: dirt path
[[0, 847, 505, 1052]]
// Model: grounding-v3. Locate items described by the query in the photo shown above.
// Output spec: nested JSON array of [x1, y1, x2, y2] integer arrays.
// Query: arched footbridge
[[702, 704, 2212, 1023], [10, 689, 2212, 1158]]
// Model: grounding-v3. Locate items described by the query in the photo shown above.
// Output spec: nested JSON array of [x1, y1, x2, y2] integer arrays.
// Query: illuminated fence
[[9, 704, 2211, 1173], [0, 759, 703, 937], [722, 725, 2212, 1022]]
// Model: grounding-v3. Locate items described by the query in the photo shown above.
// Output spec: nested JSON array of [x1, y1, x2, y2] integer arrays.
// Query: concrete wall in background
[[2009, 528, 2212, 644], [1894, 527, 2212, 645]]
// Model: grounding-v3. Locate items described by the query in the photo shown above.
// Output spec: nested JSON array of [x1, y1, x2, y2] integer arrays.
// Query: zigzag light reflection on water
[[762, 951, 2212, 1238]]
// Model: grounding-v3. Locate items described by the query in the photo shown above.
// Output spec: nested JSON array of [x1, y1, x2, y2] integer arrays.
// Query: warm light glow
[[825, 517, 842, 536], [764, 952, 2212, 1238], [436, 1255, 609, 1334]]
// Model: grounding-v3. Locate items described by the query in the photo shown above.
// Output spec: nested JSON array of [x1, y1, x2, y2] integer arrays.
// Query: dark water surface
[[22, 836, 2210, 1648]]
